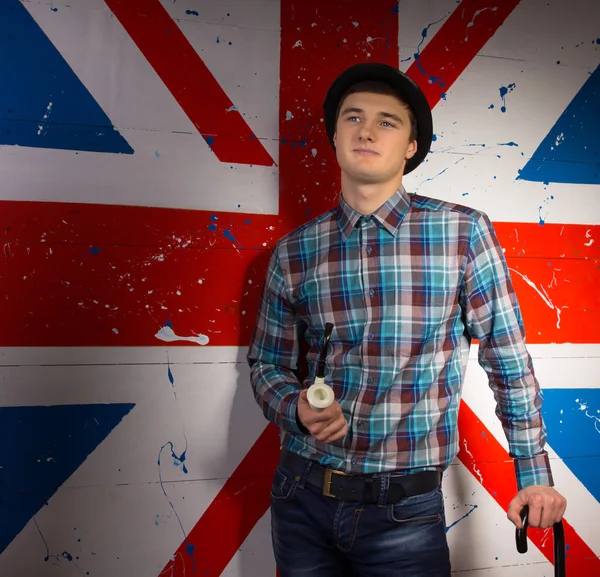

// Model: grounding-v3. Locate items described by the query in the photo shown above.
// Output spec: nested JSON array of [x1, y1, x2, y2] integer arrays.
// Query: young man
[[247, 63, 566, 576]]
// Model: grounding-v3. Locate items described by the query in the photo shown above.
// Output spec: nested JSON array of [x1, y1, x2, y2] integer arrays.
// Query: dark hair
[[335, 80, 418, 142]]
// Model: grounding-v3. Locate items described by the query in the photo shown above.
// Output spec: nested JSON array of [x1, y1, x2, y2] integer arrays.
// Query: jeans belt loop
[[377, 474, 388, 508], [298, 457, 312, 489]]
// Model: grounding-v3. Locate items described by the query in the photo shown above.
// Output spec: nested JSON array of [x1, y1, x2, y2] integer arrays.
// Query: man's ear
[[406, 140, 417, 160], [333, 131, 337, 148]]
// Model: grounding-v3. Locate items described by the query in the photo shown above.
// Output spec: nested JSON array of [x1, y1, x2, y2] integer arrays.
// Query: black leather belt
[[280, 449, 441, 504]]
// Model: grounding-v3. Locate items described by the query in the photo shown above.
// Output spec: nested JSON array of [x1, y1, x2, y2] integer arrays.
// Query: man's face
[[333, 91, 417, 186]]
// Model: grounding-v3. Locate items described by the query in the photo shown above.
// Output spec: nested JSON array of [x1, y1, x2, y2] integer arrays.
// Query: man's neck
[[340, 175, 403, 215]]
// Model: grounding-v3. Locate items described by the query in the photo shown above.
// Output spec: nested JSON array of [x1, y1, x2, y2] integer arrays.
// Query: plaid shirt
[[248, 187, 553, 490]]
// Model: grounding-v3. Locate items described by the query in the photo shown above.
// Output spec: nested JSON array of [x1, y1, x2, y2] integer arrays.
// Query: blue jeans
[[270, 459, 451, 577]]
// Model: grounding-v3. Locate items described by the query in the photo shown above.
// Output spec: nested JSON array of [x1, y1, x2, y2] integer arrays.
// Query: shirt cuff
[[514, 452, 554, 490], [279, 392, 309, 435]]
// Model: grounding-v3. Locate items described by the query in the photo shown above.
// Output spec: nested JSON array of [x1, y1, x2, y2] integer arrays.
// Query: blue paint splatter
[[50, 7, 58, 12], [462, 192, 469, 196], [157, 359, 194, 570], [89, 246, 100, 254], [216, 36, 220, 44], [204, 135, 215, 148], [154, 150, 160, 158], [392, 3, 399, 14], [499, 83, 516, 113], [488, 104, 495, 109], [208, 223, 217, 232], [245, 219, 251, 225], [224, 230, 237, 242], [418, 157, 465, 188], [185, 10, 199, 16], [498, 141, 518, 147], [210, 214, 218, 222], [413, 15, 449, 97], [167, 365, 174, 387], [538, 194, 555, 225], [432, 134, 438, 142], [446, 504, 478, 532], [400, 56, 412, 63], [165, 316, 173, 329]]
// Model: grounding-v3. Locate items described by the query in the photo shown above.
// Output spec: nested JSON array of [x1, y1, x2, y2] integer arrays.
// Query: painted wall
[[0, 0, 599, 575]]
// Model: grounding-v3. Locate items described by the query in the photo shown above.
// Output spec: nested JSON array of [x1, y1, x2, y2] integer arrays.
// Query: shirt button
[[369, 288, 375, 297], [368, 333, 374, 340], [366, 246, 372, 255], [367, 376, 374, 384]]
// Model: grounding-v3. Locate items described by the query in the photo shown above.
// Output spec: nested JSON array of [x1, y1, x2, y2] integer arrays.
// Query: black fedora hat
[[322, 63, 433, 175]]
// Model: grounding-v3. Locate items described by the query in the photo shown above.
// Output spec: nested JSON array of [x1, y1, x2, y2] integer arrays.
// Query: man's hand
[[297, 389, 348, 444], [507, 486, 567, 530]]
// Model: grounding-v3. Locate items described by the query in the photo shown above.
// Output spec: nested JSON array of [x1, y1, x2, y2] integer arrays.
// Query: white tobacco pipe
[[307, 322, 335, 412], [307, 376, 335, 412]]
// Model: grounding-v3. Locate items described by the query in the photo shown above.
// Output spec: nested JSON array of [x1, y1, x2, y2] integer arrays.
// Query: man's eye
[[348, 116, 360, 122], [381, 121, 395, 127]]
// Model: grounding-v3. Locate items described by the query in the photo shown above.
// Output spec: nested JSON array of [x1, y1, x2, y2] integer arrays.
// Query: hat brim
[[323, 63, 433, 175]]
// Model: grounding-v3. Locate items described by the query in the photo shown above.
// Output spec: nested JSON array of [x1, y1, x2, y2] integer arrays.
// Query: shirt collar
[[337, 186, 411, 242]]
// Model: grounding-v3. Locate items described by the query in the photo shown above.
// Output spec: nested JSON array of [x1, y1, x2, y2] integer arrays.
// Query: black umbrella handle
[[516, 505, 566, 577]]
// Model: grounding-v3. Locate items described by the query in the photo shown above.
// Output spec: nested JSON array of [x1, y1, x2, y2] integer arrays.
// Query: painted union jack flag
[[0, 0, 598, 575]]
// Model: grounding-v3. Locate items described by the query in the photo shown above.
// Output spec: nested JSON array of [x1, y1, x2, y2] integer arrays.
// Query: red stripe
[[458, 402, 600, 574], [104, 0, 275, 167], [159, 423, 281, 576], [405, 0, 522, 108], [1, 216, 596, 346]]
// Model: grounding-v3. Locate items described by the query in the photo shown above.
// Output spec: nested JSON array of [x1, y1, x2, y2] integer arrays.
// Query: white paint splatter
[[584, 229, 594, 247], [551, 132, 565, 150], [311, 148, 317, 157], [286, 110, 294, 121], [465, 7, 497, 42], [574, 398, 600, 434], [225, 105, 237, 112], [112, 328, 119, 334], [462, 439, 484, 484], [292, 40, 303, 49], [155, 325, 209, 346], [508, 268, 568, 329], [37, 101, 53, 136]]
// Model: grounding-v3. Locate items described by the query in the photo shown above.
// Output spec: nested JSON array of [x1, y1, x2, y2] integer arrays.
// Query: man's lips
[[353, 148, 379, 156]]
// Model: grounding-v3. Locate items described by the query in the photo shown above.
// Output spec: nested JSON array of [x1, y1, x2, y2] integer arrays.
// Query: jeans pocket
[[270, 466, 299, 502], [387, 488, 443, 525]]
